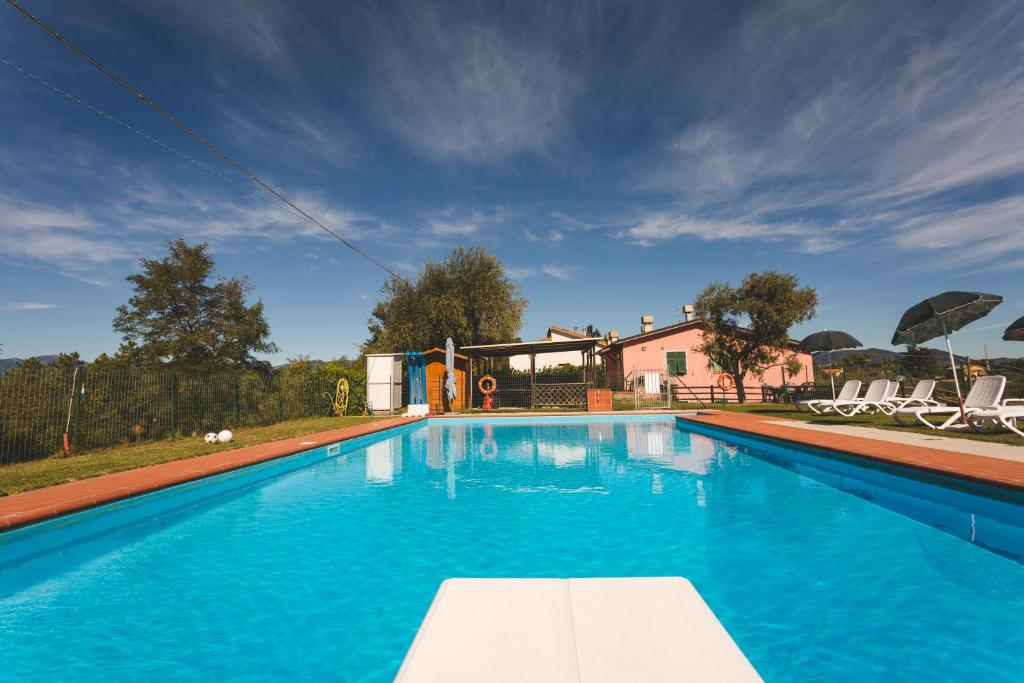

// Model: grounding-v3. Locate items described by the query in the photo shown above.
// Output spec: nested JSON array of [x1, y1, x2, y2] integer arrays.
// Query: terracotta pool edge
[[677, 412, 1024, 492], [0, 416, 425, 532]]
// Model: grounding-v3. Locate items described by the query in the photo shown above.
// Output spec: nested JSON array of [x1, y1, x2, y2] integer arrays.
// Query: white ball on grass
[[217, 429, 234, 444], [204, 432, 219, 444]]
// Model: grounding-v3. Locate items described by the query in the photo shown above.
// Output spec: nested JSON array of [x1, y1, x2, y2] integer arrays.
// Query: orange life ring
[[717, 373, 735, 392], [478, 375, 497, 395]]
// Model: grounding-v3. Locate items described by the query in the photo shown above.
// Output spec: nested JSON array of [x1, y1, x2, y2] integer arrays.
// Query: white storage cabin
[[366, 353, 404, 414]]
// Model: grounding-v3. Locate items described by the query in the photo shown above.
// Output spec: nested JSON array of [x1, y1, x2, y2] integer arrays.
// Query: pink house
[[600, 316, 814, 401]]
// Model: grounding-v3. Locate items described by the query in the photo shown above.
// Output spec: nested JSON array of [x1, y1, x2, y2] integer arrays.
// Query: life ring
[[479, 438, 498, 460], [716, 373, 735, 392], [478, 375, 497, 395]]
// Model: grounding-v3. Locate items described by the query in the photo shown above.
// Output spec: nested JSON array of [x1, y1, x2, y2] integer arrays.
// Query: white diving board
[[395, 577, 762, 683]]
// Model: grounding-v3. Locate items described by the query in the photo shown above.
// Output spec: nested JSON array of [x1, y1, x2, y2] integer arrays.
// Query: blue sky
[[2, 0, 1023, 363]]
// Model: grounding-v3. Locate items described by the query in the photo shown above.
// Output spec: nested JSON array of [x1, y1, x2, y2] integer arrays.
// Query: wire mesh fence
[[467, 366, 593, 409], [0, 364, 367, 465]]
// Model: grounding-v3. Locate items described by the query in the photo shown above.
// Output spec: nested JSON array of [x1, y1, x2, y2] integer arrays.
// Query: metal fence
[[0, 365, 366, 465], [468, 366, 591, 409]]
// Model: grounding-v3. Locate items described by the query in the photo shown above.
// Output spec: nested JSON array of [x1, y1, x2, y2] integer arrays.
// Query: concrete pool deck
[[3, 409, 1023, 532], [396, 577, 762, 683]]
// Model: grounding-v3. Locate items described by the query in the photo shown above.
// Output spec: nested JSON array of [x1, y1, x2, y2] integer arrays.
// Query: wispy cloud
[[1, 302, 58, 311], [506, 265, 572, 281], [0, 163, 392, 283], [629, 1, 1024, 271], [523, 228, 565, 244], [423, 206, 506, 240], [360, 3, 583, 163], [620, 212, 844, 254]]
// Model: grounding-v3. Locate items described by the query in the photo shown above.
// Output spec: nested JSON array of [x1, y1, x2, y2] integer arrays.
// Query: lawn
[[0, 415, 388, 497], [676, 401, 1024, 447]]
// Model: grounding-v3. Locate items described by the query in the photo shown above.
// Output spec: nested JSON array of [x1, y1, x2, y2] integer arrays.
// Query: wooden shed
[[423, 347, 468, 413]]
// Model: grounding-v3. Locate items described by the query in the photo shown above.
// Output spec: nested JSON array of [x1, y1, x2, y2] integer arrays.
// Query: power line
[[5, 0, 404, 281], [0, 56, 311, 226]]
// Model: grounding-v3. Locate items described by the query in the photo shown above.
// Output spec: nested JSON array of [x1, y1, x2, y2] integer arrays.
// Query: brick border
[[0, 416, 424, 532], [677, 411, 1024, 492]]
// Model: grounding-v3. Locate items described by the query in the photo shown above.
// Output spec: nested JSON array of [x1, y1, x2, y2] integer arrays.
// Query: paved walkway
[[0, 416, 422, 532], [766, 419, 1024, 463], [678, 411, 1024, 491]]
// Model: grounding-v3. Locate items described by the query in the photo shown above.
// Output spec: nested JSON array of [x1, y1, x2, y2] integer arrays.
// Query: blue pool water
[[2, 416, 1024, 681]]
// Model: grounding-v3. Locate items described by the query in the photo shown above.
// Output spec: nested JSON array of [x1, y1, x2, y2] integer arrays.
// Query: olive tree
[[694, 271, 818, 403], [364, 245, 526, 352]]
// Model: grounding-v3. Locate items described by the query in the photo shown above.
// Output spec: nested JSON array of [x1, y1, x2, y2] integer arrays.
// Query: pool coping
[[4, 408, 1023, 533], [677, 411, 1024, 492]]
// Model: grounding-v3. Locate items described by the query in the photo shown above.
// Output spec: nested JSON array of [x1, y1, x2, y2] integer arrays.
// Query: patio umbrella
[[798, 330, 862, 400], [891, 291, 1003, 424], [1004, 316, 1024, 342], [444, 337, 457, 410]]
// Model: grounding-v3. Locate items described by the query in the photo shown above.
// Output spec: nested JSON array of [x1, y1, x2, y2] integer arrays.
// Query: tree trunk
[[734, 361, 748, 404]]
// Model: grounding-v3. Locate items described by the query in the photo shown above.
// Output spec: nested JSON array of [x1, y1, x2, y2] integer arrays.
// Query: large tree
[[694, 270, 818, 403], [113, 239, 278, 370], [364, 245, 526, 352]]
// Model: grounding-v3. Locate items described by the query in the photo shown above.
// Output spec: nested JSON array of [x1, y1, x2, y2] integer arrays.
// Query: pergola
[[461, 338, 602, 410]]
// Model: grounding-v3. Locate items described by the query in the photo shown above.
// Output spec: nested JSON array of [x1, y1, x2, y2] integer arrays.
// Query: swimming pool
[[2, 416, 1023, 681]]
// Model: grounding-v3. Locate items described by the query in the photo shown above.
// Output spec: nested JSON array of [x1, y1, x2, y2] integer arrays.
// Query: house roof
[[422, 347, 468, 360], [600, 319, 803, 353], [547, 325, 607, 346], [599, 320, 706, 351], [461, 337, 604, 358]]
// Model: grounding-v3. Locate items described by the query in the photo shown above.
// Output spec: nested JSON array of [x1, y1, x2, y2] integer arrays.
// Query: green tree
[[364, 245, 526, 352], [694, 271, 818, 403], [113, 240, 278, 370], [783, 354, 805, 383], [583, 324, 602, 338]]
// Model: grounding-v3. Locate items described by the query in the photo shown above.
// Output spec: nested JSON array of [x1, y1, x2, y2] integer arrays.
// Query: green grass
[[0, 415, 388, 497], [673, 401, 1024, 447]]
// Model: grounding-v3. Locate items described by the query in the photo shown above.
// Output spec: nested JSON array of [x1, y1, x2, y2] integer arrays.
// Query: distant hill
[[0, 355, 60, 374], [813, 347, 1021, 366]]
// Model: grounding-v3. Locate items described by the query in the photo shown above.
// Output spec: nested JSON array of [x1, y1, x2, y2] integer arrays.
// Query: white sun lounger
[[893, 375, 1006, 430], [798, 380, 861, 414], [832, 379, 892, 416], [966, 399, 1024, 437], [884, 379, 938, 412]]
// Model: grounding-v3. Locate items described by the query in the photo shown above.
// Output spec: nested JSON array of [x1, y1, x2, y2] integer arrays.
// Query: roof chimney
[[641, 315, 654, 334], [683, 304, 694, 322], [608, 330, 620, 343]]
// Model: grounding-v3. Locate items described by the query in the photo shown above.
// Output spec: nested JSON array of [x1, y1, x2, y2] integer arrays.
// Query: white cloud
[[506, 265, 571, 281], [633, 1, 1024, 271], [621, 212, 844, 254], [524, 228, 565, 244], [362, 4, 581, 162], [1, 302, 58, 310], [0, 165, 393, 283]]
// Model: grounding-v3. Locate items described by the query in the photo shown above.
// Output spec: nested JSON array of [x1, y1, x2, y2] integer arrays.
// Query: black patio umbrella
[[891, 291, 1003, 423], [798, 330, 862, 400], [1004, 316, 1024, 342]]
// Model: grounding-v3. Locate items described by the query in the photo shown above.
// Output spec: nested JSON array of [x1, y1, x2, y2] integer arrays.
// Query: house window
[[666, 351, 688, 376]]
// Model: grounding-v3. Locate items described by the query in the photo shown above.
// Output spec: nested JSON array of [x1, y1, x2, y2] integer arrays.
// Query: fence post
[[170, 372, 178, 437], [71, 367, 83, 449], [710, 385, 715, 404], [232, 375, 240, 425]]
